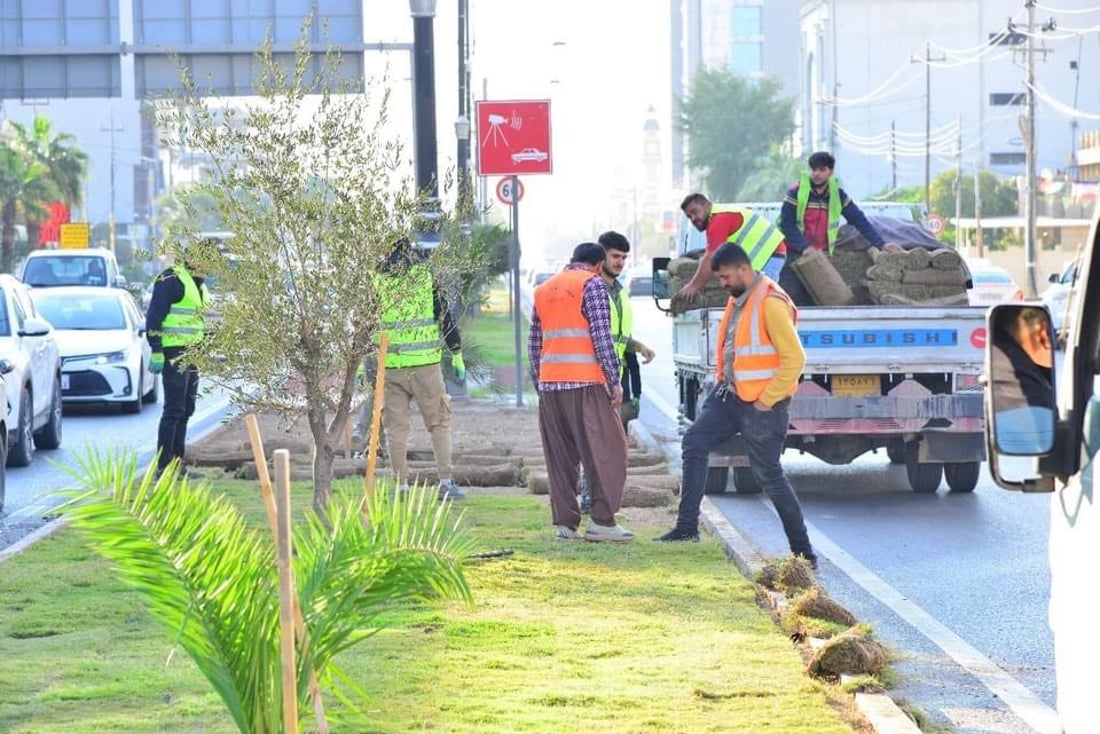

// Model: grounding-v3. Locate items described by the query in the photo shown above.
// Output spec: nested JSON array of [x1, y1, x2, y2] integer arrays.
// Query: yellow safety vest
[[159, 265, 208, 348], [609, 283, 633, 371], [712, 204, 786, 271], [376, 265, 443, 369]]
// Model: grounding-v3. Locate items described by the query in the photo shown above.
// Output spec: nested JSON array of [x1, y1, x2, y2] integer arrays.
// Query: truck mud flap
[[916, 431, 986, 463]]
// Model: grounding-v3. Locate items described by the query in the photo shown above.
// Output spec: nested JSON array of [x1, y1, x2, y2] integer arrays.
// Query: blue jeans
[[677, 387, 814, 558]]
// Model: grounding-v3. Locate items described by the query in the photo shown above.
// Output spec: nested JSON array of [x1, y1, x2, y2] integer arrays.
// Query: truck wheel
[[945, 462, 981, 493], [886, 442, 906, 465], [732, 466, 763, 494], [704, 466, 729, 494], [906, 443, 943, 493]]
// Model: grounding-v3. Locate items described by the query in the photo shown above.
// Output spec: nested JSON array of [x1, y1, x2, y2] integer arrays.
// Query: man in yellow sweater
[[657, 243, 817, 569]]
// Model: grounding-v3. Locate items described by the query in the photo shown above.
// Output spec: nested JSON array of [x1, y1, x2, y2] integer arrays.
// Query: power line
[[1035, 1, 1100, 14], [1028, 80, 1100, 120]]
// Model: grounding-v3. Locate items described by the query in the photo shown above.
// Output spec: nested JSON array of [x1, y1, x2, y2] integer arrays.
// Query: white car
[[511, 147, 548, 163], [19, 248, 126, 289], [28, 287, 157, 414], [1041, 257, 1081, 339], [967, 264, 1024, 306], [0, 376, 8, 510], [0, 274, 63, 467]]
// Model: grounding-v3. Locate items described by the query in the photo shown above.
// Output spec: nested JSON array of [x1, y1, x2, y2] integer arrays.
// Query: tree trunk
[[308, 412, 335, 519], [1, 198, 16, 274], [26, 220, 42, 250]]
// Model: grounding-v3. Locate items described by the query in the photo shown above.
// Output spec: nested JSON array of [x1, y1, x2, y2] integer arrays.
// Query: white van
[[19, 248, 125, 289]]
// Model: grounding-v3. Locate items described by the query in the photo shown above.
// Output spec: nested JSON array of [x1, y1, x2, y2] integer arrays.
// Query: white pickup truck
[[654, 202, 987, 494]]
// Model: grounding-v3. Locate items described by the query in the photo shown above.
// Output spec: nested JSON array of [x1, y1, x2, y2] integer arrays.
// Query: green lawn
[[462, 310, 529, 369], [0, 482, 858, 733]]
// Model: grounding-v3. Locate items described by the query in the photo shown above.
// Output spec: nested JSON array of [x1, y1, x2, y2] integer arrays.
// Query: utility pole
[[456, 0, 471, 217], [1014, 1, 1055, 297], [890, 121, 897, 192], [975, 169, 984, 258], [910, 42, 946, 215], [954, 118, 963, 251], [100, 111, 124, 252]]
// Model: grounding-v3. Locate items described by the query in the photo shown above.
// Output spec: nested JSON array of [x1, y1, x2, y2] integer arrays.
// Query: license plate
[[832, 375, 880, 397], [61, 374, 70, 391]]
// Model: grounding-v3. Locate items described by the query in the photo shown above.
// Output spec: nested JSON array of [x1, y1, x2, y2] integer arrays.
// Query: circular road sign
[[927, 214, 946, 236], [496, 177, 525, 206]]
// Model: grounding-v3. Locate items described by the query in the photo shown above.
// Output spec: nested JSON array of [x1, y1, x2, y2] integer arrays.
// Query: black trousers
[[157, 352, 199, 472]]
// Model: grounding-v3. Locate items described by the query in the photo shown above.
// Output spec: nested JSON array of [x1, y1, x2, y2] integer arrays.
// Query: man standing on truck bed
[[658, 243, 817, 570], [675, 193, 787, 302]]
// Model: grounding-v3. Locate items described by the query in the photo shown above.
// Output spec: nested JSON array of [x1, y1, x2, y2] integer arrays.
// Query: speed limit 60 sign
[[496, 177, 524, 206], [927, 214, 946, 236]]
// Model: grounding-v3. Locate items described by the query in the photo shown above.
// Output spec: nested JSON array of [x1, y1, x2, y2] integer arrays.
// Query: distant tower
[[642, 106, 662, 219]]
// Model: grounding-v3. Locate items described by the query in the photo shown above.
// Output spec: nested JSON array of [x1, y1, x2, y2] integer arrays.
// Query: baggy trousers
[[382, 363, 453, 483], [676, 388, 814, 558], [157, 355, 199, 472], [537, 384, 627, 529]]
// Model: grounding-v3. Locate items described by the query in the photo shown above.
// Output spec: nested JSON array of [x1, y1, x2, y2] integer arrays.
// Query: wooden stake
[[245, 414, 329, 733], [274, 449, 299, 734], [364, 333, 389, 503]]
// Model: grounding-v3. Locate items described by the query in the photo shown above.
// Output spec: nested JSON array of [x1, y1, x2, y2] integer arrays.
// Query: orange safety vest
[[534, 269, 606, 384], [714, 276, 799, 402]]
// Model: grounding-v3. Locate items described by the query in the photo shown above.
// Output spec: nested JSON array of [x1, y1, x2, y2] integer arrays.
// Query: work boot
[[656, 527, 700, 543], [438, 478, 466, 501]]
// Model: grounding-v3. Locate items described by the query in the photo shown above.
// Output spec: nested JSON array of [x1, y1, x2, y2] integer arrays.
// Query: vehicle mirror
[[18, 316, 52, 338], [113, 275, 128, 288], [1047, 272, 1060, 284], [986, 304, 1056, 456], [0, 358, 13, 375], [651, 257, 671, 313]]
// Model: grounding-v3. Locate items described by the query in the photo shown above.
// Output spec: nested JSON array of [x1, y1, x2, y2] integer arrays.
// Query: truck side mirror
[[985, 304, 1059, 492], [1048, 272, 1060, 284], [651, 257, 671, 313]]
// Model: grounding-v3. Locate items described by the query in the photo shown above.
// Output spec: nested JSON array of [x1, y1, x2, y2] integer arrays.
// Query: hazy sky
[[367, 1, 670, 261]]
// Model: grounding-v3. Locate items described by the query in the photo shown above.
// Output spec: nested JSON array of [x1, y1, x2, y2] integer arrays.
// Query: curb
[[628, 418, 920, 734], [0, 515, 69, 566]]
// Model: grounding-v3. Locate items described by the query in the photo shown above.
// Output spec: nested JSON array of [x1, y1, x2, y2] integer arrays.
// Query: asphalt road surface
[[629, 295, 1058, 734]]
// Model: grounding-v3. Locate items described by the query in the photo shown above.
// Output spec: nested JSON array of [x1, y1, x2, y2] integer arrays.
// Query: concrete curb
[[628, 418, 920, 734], [0, 515, 69, 566]]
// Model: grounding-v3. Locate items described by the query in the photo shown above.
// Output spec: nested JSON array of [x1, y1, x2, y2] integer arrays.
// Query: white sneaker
[[553, 525, 583, 541], [584, 522, 635, 543]]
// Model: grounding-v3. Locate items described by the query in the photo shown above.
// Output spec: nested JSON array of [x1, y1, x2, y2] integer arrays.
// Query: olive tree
[[156, 35, 465, 515]]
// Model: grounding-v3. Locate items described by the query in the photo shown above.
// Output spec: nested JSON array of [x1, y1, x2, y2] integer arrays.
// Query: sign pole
[[510, 175, 523, 407]]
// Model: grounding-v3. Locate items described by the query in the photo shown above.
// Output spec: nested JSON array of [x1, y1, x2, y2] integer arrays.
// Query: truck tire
[[906, 442, 943, 493], [732, 466, 763, 494], [704, 466, 729, 494], [945, 462, 981, 493], [886, 442, 906, 465]]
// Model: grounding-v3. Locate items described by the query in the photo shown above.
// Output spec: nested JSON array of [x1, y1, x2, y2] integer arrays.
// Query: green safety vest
[[376, 265, 442, 369], [159, 265, 208, 348], [795, 173, 843, 255], [609, 284, 633, 373], [711, 204, 786, 271]]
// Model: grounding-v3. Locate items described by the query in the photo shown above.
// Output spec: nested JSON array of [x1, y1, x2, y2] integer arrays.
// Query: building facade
[[799, 0, 1100, 198]]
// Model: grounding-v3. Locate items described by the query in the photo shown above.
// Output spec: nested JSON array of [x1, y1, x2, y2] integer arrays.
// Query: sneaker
[[438, 479, 466, 501], [656, 528, 700, 543], [584, 522, 635, 543], [553, 525, 583, 541]]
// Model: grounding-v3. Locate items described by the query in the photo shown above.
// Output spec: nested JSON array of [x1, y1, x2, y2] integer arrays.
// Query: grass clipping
[[809, 627, 889, 680]]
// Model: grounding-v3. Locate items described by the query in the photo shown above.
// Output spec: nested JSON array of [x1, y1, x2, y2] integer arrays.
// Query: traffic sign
[[927, 214, 946, 236], [496, 177, 525, 206], [59, 222, 90, 248], [476, 99, 552, 176]]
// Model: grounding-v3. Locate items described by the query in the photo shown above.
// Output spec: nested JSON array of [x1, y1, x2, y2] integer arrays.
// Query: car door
[[11, 286, 52, 425]]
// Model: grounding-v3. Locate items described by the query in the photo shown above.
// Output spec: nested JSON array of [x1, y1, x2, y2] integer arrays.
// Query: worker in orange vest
[[529, 242, 634, 543], [657, 243, 817, 569]]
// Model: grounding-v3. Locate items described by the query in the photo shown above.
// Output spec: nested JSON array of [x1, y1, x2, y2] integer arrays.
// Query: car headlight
[[94, 350, 129, 365]]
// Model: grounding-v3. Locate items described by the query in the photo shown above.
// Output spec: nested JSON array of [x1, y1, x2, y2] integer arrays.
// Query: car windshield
[[32, 294, 126, 330], [0, 296, 10, 337], [23, 256, 110, 287], [971, 270, 1013, 285]]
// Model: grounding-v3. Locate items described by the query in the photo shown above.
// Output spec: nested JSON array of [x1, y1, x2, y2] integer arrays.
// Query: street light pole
[[456, 0, 471, 217], [409, 1, 440, 229]]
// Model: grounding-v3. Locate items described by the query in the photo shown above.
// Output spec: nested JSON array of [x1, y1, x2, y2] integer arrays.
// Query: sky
[[366, 0, 671, 263]]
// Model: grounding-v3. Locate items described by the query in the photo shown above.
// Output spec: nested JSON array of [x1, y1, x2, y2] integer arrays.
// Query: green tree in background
[[735, 147, 803, 203], [678, 69, 794, 201], [930, 169, 1018, 247], [12, 116, 89, 247], [0, 140, 48, 273]]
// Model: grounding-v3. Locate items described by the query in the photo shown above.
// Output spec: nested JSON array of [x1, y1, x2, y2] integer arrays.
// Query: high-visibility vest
[[714, 276, 800, 403], [609, 283, 633, 370], [534, 269, 605, 384], [158, 265, 208, 348], [376, 265, 443, 369], [794, 173, 842, 254], [711, 204, 786, 270]]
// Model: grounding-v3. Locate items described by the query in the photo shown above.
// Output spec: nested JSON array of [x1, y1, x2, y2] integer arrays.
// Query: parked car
[[966, 263, 1023, 306], [1041, 257, 1082, 340], [0, 375, 8, 510], [623, 270, 653, 298], [29, 287, 157, 414], [19, 248, 126, 289], [0, 274, 63, 467]]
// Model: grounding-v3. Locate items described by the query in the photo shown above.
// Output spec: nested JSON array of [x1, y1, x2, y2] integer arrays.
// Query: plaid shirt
[[529, 264, 621, 392]]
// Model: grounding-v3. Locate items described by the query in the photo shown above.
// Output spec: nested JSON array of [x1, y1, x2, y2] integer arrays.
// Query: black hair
[[598, 230, 630, 253], [571, 242, 606, 265], [680, 192, 709, 211], [709, 242, 751, 271], [808, 151, 836, 170]]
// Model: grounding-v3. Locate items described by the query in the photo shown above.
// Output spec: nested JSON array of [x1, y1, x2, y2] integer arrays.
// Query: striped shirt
[[528, 264, 621, 392]]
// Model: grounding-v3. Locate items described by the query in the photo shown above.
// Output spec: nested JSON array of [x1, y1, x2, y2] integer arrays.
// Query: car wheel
[[905, 442, 943, 494], [885, 442, 906, 465], [703, 466, 729, 495], [7, 386, 33, 468], [732, 466, 763, 494], [33, 378, 62, 450], [0, 435, 6, 511], [143, 370, 159, 404], [122, 369, 143, 415], [945, 462, 981, 493]]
